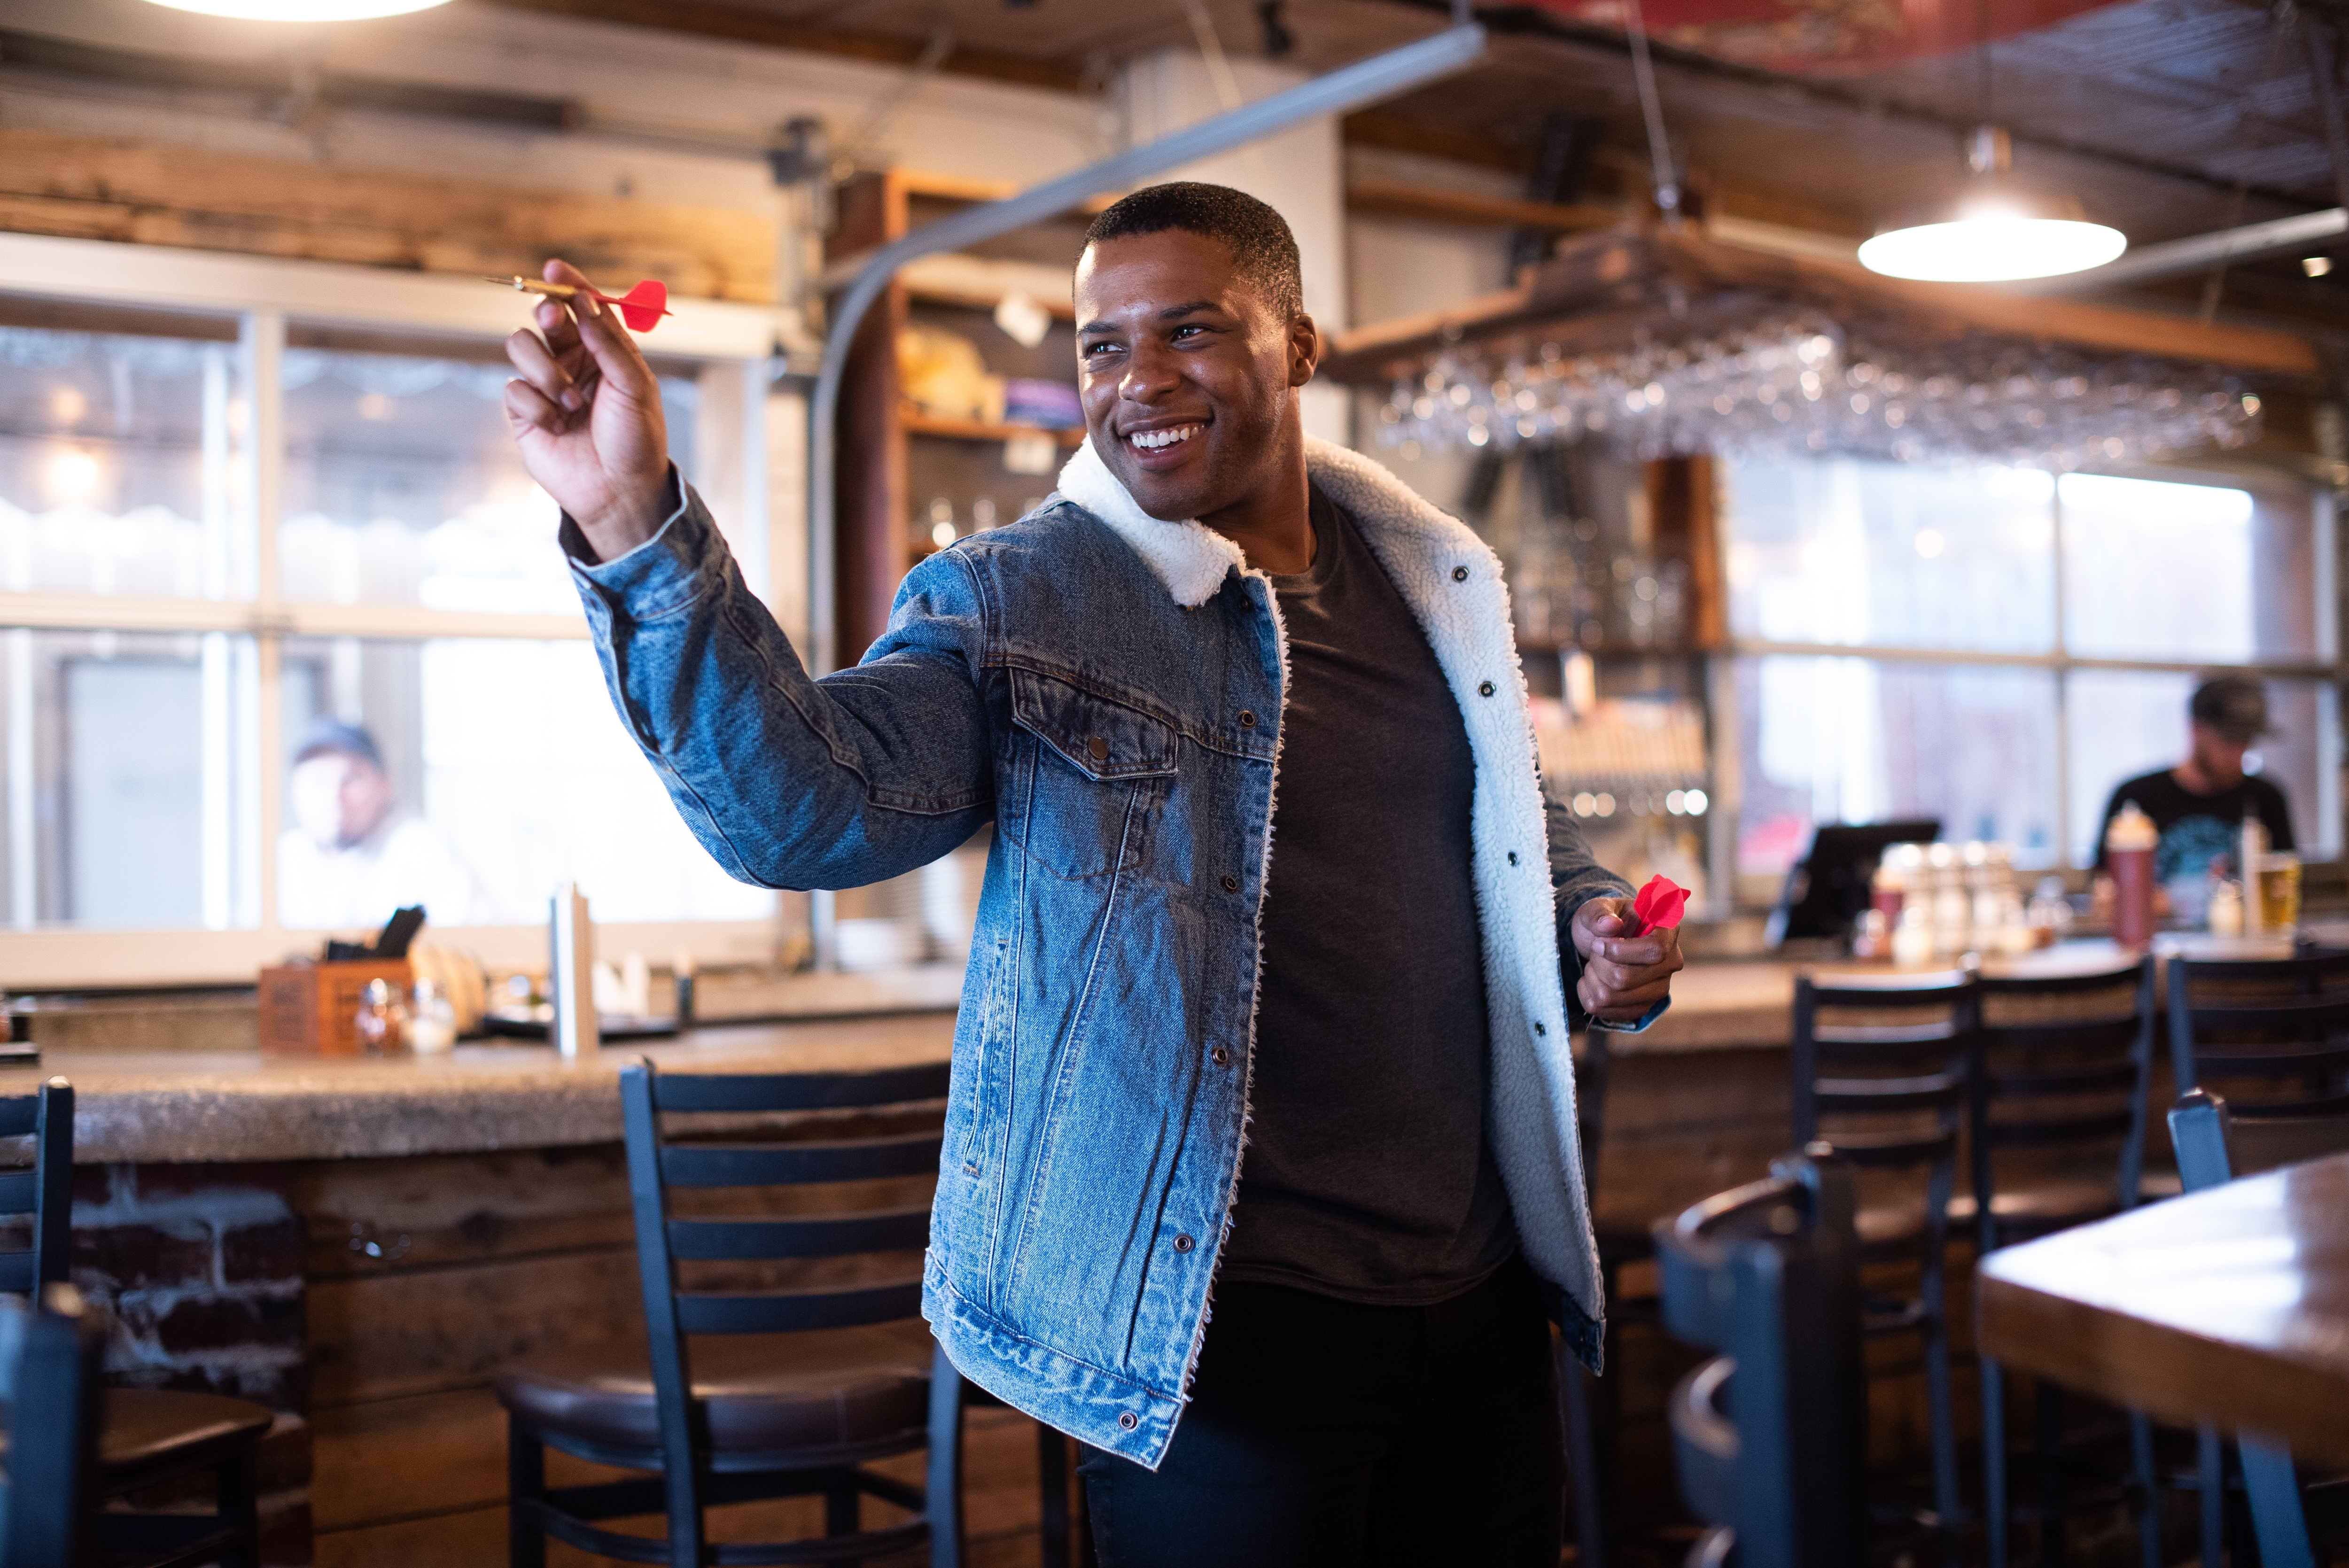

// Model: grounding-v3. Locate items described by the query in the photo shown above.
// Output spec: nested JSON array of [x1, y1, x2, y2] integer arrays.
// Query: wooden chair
[[1968, 958, 2159, 1568], [2167, 948, 2349, 1107], [2166, 1087, 2349, 1568], [1791, 968, 1975, 1537], [1657, 1144, 1868, 1568], [499, 1057, 967, 1566], [1, 1283, 105, 1568], [0, 1076, 272, 1568]]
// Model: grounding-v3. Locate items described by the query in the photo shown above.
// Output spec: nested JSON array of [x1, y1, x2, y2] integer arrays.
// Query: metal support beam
[[2027, 207, 2348, 295], [807, 20, 1486, 676]]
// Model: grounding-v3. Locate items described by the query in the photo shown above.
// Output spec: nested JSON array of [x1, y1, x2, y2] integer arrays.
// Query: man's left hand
[[1569, 898, 1686, 1024]]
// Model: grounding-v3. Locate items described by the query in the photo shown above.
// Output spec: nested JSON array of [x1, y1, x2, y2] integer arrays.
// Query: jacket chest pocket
[[1000, 669, 1178, 881]]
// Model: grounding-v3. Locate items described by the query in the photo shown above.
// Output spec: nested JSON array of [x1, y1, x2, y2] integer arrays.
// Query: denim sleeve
[[564, 477, 994, 891], [1546, 775, 1670, 1035]]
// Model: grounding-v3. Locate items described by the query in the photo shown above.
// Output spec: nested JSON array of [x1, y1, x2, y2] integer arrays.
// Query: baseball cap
[[2189, 675, 2271, 744], [292, 717, 386, 772]]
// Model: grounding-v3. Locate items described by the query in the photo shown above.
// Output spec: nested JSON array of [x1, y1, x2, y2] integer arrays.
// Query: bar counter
[[27, 957, 1828, 1165]]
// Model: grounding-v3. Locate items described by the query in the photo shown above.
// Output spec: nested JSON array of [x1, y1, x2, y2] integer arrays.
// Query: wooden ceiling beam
[[465, 0, 1089, 94], [1341, 108, 1524, 171], [1345, 178, 1626, 233], [1323, 226, 2322, 381]]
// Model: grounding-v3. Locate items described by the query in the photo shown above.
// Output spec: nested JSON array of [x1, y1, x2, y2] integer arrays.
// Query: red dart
[[486, 275, 673, 332], [1628, 875, 1691, 938]]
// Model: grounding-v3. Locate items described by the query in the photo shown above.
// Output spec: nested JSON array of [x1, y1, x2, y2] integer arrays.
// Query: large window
[[1725, 455, 2340, 878], [0, 239, 789, 982]]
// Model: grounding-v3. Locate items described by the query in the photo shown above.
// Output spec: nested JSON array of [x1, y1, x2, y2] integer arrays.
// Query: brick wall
[[70, 1162, 312, 1568]]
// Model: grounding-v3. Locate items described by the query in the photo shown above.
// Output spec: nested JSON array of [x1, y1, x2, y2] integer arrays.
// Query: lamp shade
[[144, 0, 453, 17], [1859, 185, 2125, 284]]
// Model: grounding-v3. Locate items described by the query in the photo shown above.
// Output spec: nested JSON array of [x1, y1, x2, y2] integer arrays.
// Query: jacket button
[[1478, 681, 1495, 697], [1535, 1022, 1548, 1036], [1507, 851, 1518, 865], [1238, 710, 1257, 728], [1173, 1233, 1195, 1253], [1221, 874, 1239, 893], [1088, 736, 1108, 761], [1452, 565, 1469, 582], [1211, 1047, 1231, 1066], [1117, 1411, 1139, 1430]]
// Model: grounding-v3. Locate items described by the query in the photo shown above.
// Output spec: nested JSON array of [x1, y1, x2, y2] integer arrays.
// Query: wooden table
[[1977, 1150, 2349, 1467]]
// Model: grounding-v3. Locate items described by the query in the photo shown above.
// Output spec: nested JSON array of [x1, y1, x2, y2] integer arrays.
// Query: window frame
[[1719, 452, 2343, 901], [0, 232, 797, 986]]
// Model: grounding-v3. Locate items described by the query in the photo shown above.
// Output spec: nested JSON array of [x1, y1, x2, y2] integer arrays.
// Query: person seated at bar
[[277, 717, 486, 931], [2093, 674, 2293, 924], [501, 183, 1683, 1568]]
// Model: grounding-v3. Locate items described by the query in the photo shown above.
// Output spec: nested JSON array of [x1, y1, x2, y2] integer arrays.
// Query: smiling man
[[505, 180, 1680, 1568]]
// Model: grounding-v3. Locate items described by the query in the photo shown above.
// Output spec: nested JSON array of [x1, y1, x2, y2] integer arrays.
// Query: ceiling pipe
[[2022, 206, 2346, 294]]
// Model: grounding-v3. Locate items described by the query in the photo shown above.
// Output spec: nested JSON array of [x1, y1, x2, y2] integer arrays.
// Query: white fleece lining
[[1050, 433, 1605, 1336]]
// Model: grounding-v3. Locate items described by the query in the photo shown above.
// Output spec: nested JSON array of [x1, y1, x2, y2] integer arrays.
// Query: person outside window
[[277, 717, 487, 931], [500, 184, 1683, 1567], [2093, 674, 2294, 924]]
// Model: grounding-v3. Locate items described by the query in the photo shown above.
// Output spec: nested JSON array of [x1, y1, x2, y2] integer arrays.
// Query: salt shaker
[[354, 978, 409, 1057]]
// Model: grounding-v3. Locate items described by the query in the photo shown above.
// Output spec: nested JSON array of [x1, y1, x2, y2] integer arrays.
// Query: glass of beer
[[2255, 851, 2303, 932]]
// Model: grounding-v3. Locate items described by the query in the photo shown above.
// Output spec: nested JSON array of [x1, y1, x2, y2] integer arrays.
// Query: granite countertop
[[20, 937, 2224, 1165], [26, 1017, 958, 1164]]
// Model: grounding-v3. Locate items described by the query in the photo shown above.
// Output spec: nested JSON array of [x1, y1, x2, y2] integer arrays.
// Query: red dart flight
[[486, 275, 673, 333]]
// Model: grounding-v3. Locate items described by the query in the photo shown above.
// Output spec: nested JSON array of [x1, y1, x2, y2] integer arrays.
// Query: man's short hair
[[1082, 182, 1305, 320], [2190, 674, 2271, 744], [293, 717, 386, 773]]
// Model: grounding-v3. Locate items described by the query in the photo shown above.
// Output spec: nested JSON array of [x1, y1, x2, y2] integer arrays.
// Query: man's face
[[1073, 229, 1317, 521], [2189, 720, 2251, 787], [291, 751, 393, 850]]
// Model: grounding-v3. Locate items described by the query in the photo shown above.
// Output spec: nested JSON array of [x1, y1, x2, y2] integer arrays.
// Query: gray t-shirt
[[1218, 486, 1517, 1306]]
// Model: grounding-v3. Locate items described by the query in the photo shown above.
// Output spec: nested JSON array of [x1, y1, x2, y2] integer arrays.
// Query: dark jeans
[[1077, 1257, 1564, 1568]]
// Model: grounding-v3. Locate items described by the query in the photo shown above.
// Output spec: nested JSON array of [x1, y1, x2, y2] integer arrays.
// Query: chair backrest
[[0, 1078, 73, 1296], [0, 1283, 104, 1568], [1970, 958, 2157, 1250], [1657, 1146, 1868, 1568], [618, 1057, 949, 1474], [1792, 972, 1974, 1253], [2167, 1087, 2349, 1195], [2167, 950, 2349, 1103]]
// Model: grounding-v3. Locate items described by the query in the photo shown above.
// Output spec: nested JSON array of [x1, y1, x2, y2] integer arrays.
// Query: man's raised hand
[[502, 259, 672, 562]]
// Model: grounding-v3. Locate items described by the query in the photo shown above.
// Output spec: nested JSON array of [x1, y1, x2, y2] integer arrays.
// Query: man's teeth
[[1130, 426, 1199, 450]]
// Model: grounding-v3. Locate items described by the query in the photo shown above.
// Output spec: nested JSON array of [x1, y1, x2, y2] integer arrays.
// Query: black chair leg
[[826, 1477, 863, 1568], [1921, 1290, 1964, 1531], [2127, 1413, 2160, 1568], [2197, 1423, 2225, 1568], [218, 1443, 261, 1568], [1559, 1341, 1606, 1568], [507, 1421, 547, 1568], [2034, 1382, 2067, 1568], [1983, 1356, 2011, 1568], [1038, 1425, 1073, 1568]]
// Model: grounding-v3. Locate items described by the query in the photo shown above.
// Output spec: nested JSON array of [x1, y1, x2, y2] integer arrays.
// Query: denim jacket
[[567, 434, 1659, 1469]]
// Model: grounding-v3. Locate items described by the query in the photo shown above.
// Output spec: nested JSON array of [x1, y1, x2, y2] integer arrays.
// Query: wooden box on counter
[[259, 960, 412, 1056]]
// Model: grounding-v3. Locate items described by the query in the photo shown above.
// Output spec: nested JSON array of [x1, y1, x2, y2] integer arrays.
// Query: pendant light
[[142, 0, 454, 18], [1858, 2, 2125, 282]]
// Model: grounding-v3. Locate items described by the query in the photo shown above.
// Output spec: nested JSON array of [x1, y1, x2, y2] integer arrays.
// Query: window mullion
[[246, 308, 286, 937]]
